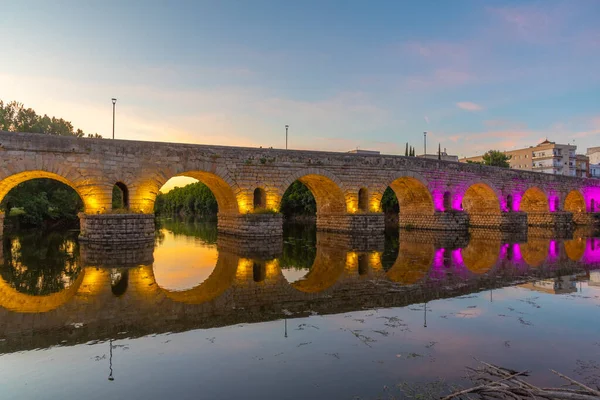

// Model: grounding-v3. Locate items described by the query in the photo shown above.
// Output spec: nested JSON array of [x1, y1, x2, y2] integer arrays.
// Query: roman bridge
[[1, 131, 600, 241]]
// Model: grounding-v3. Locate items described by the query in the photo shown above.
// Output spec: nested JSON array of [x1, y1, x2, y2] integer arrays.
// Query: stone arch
[[519, 187, 549, 212], [381, 173, 435, 216], [564, 190, 586, 213], [113, 181, 130, 210], [0, 170, 103, 213], [280, 169, 347, 213], [461, 182, 502, 214], [253, 187, 266, 210], [358, 188, 369, 212], [135, 169, 241, 214], [386, 240, 434, 284]]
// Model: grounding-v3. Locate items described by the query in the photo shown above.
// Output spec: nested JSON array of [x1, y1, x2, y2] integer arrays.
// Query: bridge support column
[[469, 212, 527, 232], [217, 213, 283, 238], [78, 213, 155, 243], [527, 212, 573, 230], [399, 211, 469, 231], [316, 212, 384, 234], [79, 240, 155, 267]]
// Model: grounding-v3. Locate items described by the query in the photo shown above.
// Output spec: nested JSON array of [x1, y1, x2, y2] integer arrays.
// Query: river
[[0, 218, 599, 399]]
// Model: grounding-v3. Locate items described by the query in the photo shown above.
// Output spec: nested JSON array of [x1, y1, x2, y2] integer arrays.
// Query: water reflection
[[1, 220, 600, 352]]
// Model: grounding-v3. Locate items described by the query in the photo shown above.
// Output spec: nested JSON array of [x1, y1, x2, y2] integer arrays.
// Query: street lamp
[[285, 125, 289, 150], [423, 131, 427, 156], [112, 98, 117, 139]]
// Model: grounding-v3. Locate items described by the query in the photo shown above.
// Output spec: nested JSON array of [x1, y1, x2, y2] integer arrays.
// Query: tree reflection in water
[[280, 223, 317, 271], [1, 230, 81, 295]]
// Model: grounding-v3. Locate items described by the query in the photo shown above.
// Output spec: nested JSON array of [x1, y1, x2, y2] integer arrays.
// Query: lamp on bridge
[[112, 98, 117, 140], [285, 125, 289, 150]]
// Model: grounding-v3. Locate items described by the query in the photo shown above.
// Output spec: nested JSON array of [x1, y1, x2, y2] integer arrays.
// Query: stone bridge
[[1, 131, 600, 240]]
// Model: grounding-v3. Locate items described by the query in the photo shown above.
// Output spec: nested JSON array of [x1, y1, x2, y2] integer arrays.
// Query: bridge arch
[[520, 239, 549, 267], [289, 243, 348, 293], [134, 168, 241, 214], [564, 190, 586, 213], [379, 172, 435, 216], [461, 182, 502, 215], [279, 169, 347, 213], [0, 170, 105, 213], [518, 187, 549, 212], [461, 237, 501, 274]]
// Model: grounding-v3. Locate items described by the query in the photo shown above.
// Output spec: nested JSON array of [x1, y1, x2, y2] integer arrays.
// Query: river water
[[1, 219, 600, 399]]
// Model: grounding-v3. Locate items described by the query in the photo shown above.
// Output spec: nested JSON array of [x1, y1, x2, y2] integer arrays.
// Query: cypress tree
[[405, 143, 408, 156], [438, 143, 441, 160]]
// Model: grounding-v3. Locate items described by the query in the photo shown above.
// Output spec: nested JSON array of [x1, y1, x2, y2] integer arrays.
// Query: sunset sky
[[4, 0, 600, 163]]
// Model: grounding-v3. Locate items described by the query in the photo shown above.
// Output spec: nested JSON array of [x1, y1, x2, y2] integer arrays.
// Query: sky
[[3, 0, 600, 163]]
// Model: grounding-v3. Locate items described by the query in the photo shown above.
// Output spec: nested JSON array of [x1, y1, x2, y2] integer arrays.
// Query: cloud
[[456, 102, 483, 111]]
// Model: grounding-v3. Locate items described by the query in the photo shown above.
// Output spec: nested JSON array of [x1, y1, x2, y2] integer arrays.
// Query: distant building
[[586, 147, 600, 179], [589, 271, 600, 287], [459, 139, 577, 176], [576, 154, 589, 178], [417, 148, 459, 162], [347, 149, 380, 155], [591, 164, 600, 179]]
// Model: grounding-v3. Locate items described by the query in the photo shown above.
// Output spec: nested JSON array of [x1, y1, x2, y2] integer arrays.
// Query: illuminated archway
[[564, 190, 586, 213], [281, 172, 346, 214], [462, 183, 501, 215], [520, 187, 549, 212], [0, 170, 101, 213], [385, 176, 434, 216], [386, 241, 434, 284], [290, 243, 347, 293]]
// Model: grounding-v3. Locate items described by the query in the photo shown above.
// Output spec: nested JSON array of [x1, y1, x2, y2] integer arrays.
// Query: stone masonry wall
[[79, 240, 155, 266], [217, 213, 283, 238], [469, 212, 528, 232], [316, 212, 385, 234], [527, 212, 573, 230], [79, 213, 155, 243], [399, 212, 469, 231]]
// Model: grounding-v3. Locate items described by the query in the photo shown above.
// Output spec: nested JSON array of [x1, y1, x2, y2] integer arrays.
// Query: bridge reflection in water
[[0, 221, 598, 354]]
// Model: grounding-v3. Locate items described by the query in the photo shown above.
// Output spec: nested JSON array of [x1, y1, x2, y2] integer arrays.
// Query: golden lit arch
[[520, 187, 549, 212], [0, 170, 101, 213], [386, 176, 435, 216], [280, 170, 347, 213], [386, 241, 434, 284], [564, 190, 586, 213], [462, 183, 501, 214], [133, 170, 241, 214]]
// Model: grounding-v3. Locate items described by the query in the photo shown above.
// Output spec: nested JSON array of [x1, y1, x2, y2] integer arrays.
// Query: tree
[[482, 150, 511, 168], [405, 143, 408, 156], [438, 143, 441, 160]]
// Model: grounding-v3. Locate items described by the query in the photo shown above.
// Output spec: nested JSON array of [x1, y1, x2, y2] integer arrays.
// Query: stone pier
[[399, 211, 469, 231], [316, 212, 385, 234], [469, 212, 528, 232], [79, 213, 155, 243], [217, 213, 283, 238], [527, 212, 574, 230]]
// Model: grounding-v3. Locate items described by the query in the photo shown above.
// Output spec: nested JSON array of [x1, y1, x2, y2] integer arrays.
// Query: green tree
[[405, 143, 409, 156], [482, 150, 511, 168], [280, 181, 316, 216]]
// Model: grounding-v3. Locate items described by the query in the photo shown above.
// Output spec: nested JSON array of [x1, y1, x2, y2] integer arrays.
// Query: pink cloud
[[456, 101, 483, 111]]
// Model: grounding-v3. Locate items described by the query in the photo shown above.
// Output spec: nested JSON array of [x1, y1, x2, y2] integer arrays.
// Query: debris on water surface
[[206, 337, 216, 343], [297, 342, 312, 347]]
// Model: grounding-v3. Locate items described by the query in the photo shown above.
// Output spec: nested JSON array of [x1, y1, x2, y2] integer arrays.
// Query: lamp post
[[112, 98, 117, 139], [285, 125, 289, 150], [423, 131, 427, 156]]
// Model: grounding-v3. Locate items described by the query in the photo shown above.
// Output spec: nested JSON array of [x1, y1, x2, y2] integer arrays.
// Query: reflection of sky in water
[[152, 230, 218, 292]]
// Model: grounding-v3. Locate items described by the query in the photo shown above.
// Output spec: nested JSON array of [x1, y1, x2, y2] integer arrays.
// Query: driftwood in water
[[441, 361, 600, 399]]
